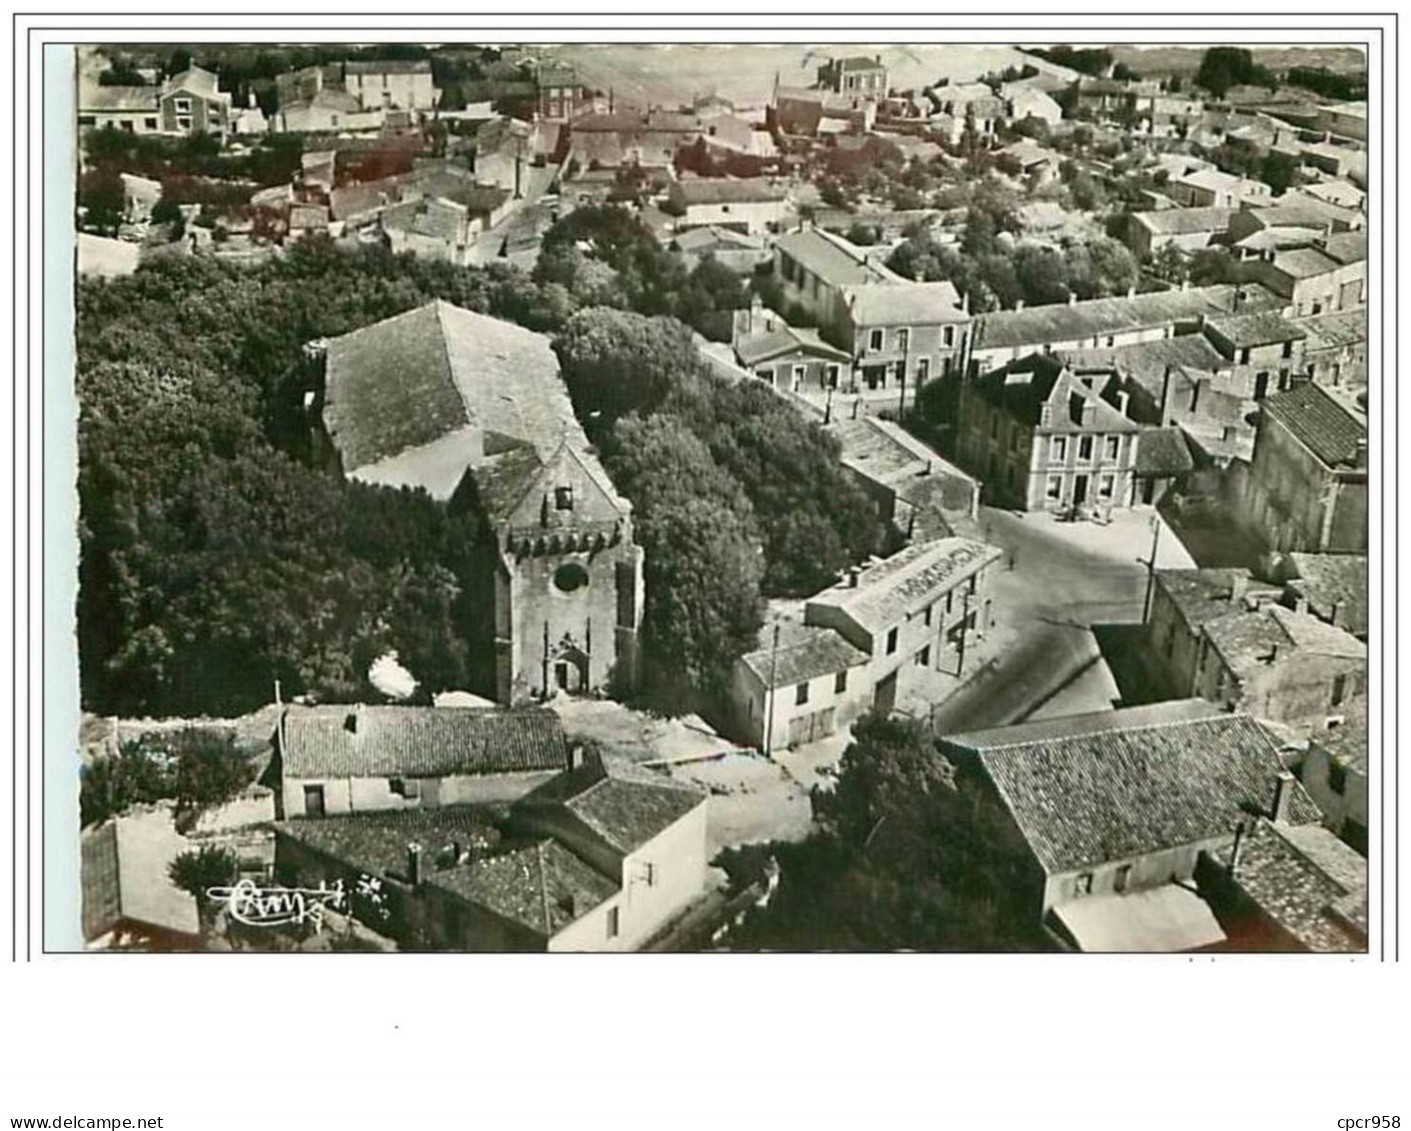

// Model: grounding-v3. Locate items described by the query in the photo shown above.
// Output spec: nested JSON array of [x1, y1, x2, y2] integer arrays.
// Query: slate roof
[[279, 705, 568, 779], [973, 285, 1279, 352], [942, 701, 1323, 874], [1213, 819, 1366, 951], [1134, 427, 1194, 476], [429, 839, 618, 938], [807, 537, 1002, 636], [1205, 311, 1307, 349], [322, 300, 582, 492], [740, 622, 869, 689], [1283, 552, 1367, 637], [968, 355, 1139, 434], [514, 753, 706, 855], [1260, 381, 1366, 468], [1156, 568, 1280, 631], [1132, 207, 1237, 236]]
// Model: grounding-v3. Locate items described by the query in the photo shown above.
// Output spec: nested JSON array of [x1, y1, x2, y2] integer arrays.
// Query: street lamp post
[[1141, 514, 1161, 623]]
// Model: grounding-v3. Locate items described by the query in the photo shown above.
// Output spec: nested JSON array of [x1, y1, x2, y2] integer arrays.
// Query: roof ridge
[[970, 709, 1252, 754]]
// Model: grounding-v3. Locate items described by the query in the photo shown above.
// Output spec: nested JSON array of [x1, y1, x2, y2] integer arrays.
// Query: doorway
[[303, 784, 326, 818], [1073, 475, 1089, 506]]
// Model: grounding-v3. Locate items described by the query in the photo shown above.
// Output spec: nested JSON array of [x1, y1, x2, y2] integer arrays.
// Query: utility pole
[[1142, 514, 1161, 623], [824, 381, 834, 425], [763, 620, 781, 759], [956, 588, 971, 677]]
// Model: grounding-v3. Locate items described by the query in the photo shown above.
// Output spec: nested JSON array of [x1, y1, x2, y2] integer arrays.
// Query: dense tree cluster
[[1195, 47, 1276, 99], [83, 127, 304, 188], [1284, 65, 1367, 102], [1020, 46, 1116, 77], [76, 244, 557, 717], [715, 713, 1054, 951], [81, 728, 258, 831], [553, 306, 884, 693]]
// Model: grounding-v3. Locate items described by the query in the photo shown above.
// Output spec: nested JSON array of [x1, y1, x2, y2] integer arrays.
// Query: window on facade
[[825, 364, 840, 388], [1078, 436, 1094, 461], [835, 670, 848, 694], [1114, 864, 1132, 894], [757, 366, 773, 384], [1051, 436, 1067, 463], [792, 365, 806, 386], [869, 329, 884, 352], [1104, 435, 1120, 461], [896, 328, 910, 353], [923, 604, 933, 627], [1331, 673, 1348, 707], [555, 486, 574, 510], [389, 777, 421, 800], [916, 645, 931, 667], [1098, 474, 1115, 500], [144, 118, 157, 130], [945, 590, 954, 615], [174, 98, 191, 113], [943, 325, 956, 347], [1328, 759, 1348, 796], [1046, 475, 1063, 500], [1075, 873, 1093, 897], [1105, 336, 1115, 348], [721, 204, 731, 214], [916, 358, 930, 383], [886, 627, 898, 655], [121, 120, 135, 132], [606, 907, 620, 939], [1282, 340, 1294, 359], [1239, 347, 1252, 364], [795, 681, 810, 706], [177, 117, 191, 131]]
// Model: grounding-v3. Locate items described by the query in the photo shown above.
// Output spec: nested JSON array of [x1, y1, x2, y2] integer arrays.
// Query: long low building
[[967, 284, 1283, 373]]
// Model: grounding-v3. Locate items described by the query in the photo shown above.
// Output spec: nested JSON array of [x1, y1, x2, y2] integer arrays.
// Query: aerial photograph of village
[[71, 39, 1371, 954]]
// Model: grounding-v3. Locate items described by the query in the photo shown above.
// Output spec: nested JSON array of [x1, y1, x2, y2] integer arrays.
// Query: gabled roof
[[740, 622, 869, 689], [968, 355, 1140, 434], [1282, 552, 1368, 637], [514, 753, 706, 855], [80, 85, 158, 113], [1321, 231, 1367, 265], [1058, 333, 1228, 401], [841, 280, 967, 326], [942, 701, 1322, 875], [278, 705, 569, 779], [1155, 568, 1280, 631], [672, 178, 786, 206], [429, 839, 618, 939], [973, 285, 1278, 352], [322, 300, 582, 495], [1212, 819, 1366, 951], [1269, 246, 1342, 280], [1260, 381, 1366, 468], [735, 325, 851, 367], [1205, 311, 1307, 349], [1293, 309, 1366, 351], [1203, 603, 1366, 681], [807, 537, 1002, 637], [1134, 427, 1194, 476], [774, 227, 892, 288]]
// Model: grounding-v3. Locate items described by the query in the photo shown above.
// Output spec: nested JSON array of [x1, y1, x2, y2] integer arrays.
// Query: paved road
[[928, 506, 1169, 734]]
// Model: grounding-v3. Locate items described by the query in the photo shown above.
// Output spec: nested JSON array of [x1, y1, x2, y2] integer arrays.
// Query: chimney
[[1229, 821, 1247, 876], [407, 842, 424, 886], [1266, 642, 1279, 664], [1355, 438, 1368, 469], [568, 743, 585, 771], [1015, 299, 1025, 311], [1228, 572, 1249, 603], [345, 704, 361, 733], [1127, 285, 1136, 299], [1066, 291, 1077, 307], [848, 566, 861, 588], [1270, 770, 1295, 823]]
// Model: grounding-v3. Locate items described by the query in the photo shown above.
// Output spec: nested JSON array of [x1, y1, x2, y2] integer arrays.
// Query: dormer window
[[555, 486, 574, 510]]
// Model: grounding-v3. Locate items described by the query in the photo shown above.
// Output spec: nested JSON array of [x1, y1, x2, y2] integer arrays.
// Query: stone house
[[1294, 309, 1367, 391], [1273, 551, 1367, 638], [311, 301, 644, 703], [937, 700, 1324, 952], [804, 536, 1003, 715], [1240, 381, 1368, 553], [78, 65, 231, 137], [1125, 207, 1237, 259], [734, 322, 853, 394], [1296, 700, 1368, 852], [270, 705, 571, 818], [1200, 310, 1309, 401], [272, 751, 708, 951], [1246, 235, 1367, 317], [956, 354, 1143, 512], [817, 55, 888, 98], [1146, 568, 1282, 700], [1196, 818, 1365, 951], [666, 177, 788, 235], [729, 622, 872, 753], [1168, 168, 1272, 209]]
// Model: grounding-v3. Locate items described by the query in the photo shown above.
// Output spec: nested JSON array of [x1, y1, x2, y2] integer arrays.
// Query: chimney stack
[[345, 704, 362, 733], [1126, 284, 1136, 299], [569, 743, 585, 771], [407, 842, 424, 886], [1015, 299, 1025, 311], [1271, 770, 1295, 824], [1229, 821, 1247, 876], [1229, 572, 1250, 603], [848, 566, 861, 589], [1354, 439, 1368, 469], [1066, 291, 1077, 307]]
